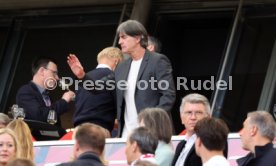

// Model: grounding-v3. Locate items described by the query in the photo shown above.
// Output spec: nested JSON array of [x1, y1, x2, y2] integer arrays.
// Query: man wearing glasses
[[16, 57, 75, 125], [171, 93, 228, 166]]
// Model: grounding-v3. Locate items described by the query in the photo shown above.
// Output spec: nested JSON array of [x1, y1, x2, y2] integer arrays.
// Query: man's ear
[[196, 137, 202, 147], [37, 66, 45, 76], [114, 59, 119, 66], [73, 141, 80, 159], [251, 125, 258, 136], [132, 141, 138, 152], [75, 142, 80, 151], [147, 45, 154, 52], [134, 35, 142, 44]]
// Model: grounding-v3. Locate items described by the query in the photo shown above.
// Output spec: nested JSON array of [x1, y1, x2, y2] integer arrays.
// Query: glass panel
[[222, 17, 276, 131], [0, 27, 9, 65], [150, 14, 232, 133]]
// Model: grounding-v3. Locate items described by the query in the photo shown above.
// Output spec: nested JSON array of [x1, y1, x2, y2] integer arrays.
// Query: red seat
[[179, 129, 186, 135], [60, 131, 73, 140]]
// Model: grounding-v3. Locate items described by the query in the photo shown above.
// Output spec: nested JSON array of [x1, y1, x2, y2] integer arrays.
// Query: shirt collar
[[130, 153, 156, 166], [140, 153, 155, 159], [254, 143, 274, 157], [184, 133, 197, 141], [32, 81, 46, 94], [96, 64, 111, 70], [237, 142, 274, 165]]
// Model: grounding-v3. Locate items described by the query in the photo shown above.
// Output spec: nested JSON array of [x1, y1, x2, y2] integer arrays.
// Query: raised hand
[[67, 54, 85, 79]]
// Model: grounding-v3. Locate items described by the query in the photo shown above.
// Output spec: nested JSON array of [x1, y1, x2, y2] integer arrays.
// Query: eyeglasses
[[181, 111, 205, 117], [44, 67, 58, 76]]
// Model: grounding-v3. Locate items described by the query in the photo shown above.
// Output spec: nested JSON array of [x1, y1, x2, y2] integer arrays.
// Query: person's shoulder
[[88, 68, 113, 75], [156, 142, 174, 157], [205, 156, 229, 166], [60, 158, 103, 166], [236, 152, 252, 165], [56, 160, 103, 166], [115, 57, 131, 71], [17, 82, 36, 93], [148, 51, 169, 62], [267, 145, 276, 154], [157, 141, 174, 151], [97, 67, 113, 74], [150, 51, 163, 56]]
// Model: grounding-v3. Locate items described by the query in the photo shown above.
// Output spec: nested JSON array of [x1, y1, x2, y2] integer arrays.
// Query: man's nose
[[190, 112, 197, 119], [118, 38, 122, 44], [239, 128, 244, 136]]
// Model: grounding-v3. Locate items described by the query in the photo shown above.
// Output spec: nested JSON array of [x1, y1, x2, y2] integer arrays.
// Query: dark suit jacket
[[16, 81, 68, 123], [115, 50, 176, 136], [171, 139, 228, 166], [74, 68, 116, 133], [57, 151, 104, 166], [236, 143, 276, 166]]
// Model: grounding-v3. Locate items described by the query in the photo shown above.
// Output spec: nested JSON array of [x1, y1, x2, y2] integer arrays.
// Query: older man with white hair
[[171, 93, 228, 166]]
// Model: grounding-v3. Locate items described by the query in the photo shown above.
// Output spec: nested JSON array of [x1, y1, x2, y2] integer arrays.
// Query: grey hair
[[0, 113, 10, 127], [247, 111, 276, 141], [117, 20, 148, 49], [179, 93, 211, 115], [129, 127, 158, 154]]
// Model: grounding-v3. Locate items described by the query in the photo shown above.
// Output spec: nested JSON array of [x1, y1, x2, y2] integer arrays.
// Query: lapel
[[116, 58, 132, 98], [187, 144, 195, 157], [177, 140, 187, 157], [29, 81, 48, 106], [184, 144, 196, 166], [172, 140, 187, 165], [137, 50, 150, 81], [121, 57, 132, 81]]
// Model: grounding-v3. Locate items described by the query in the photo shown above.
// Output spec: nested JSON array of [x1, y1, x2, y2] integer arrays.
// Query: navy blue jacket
[[16, 81, 68, 123], [237, 143, 276, 166], [74, 68, 116, 133]]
